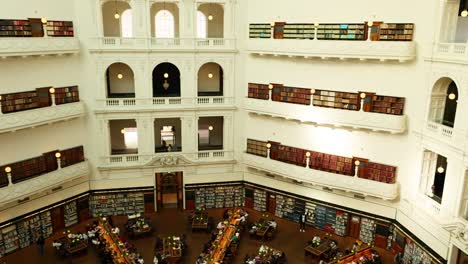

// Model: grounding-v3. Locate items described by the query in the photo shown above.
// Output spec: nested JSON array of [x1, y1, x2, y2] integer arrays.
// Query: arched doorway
[[152, 62, 181, 97], [197, 62, 223, 96], [428, 77, 458, 128], [155, 172, 183, 209], [101, 1, 132, 37], [106, 62, 135, 98]]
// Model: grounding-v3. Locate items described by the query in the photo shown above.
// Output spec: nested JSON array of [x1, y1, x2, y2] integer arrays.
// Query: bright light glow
[[41, 18, 47, 24], [268, 84, 273, 89], [121, 128, 125, 134], [5, 167, 11, 173], [270, 22, 275, 27], [266, 143, 271, 148], [354, 160, 360, 166], [208, 73, 213, 78], [462, 10, 468, 17], [360, 92, 366, 99], [305, 152, 311, 157], [49, 88, 55, 94], [437, 166, 445, 173], [310, 89, 315, 94], [55, 152, 61, 158], [155, 10, 175, 38], [208, 14, 213, 21], [114, 13, 120, 19], [121, 9, 132, 37], [164, 73, 169, 78], [197, 11, 207, 38], [367, 21, 373, 27], [448, 93, 456, 100], [123, 127, 138, 149], [314, 22, 319, 27], [208, 125, 214, 131], [117, 73, 123, 79]]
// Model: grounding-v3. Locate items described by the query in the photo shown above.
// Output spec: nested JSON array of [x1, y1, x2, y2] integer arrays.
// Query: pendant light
[[462, 1, 468, 17], [208, 3, 214, 21], [448, 92, 456, 100], [208, 73, 213, 78], [437, 166, 445, 173], [164, 73, 169, 78], [114, 0, 120, 19], [117, 73, 123, 79]]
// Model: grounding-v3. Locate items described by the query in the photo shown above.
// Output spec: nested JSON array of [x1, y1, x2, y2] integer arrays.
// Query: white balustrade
[[434, 43, 468, 61]]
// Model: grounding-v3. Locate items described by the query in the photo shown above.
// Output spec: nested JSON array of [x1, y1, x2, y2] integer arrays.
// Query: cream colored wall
[[150, 3, 180, 38]]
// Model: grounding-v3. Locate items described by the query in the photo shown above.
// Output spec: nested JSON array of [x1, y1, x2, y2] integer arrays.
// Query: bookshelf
[[361, 162, 397, 184], [17, 220, 31, 248], [323, 207, 337, 234], [253, 189, 267, 212], [314, 205, 327, 229], [195, 188, 206, 210], [89, 192, 145, 217], [317, 24, 366, 40], [275, 194, 306, 222], [312, 90, 360, 110], [308, 152, 354, 176], [2, 226, 19, 254], [29, 215, 42, 241], [246, 139, 268, 157], [40, 211, 53, 238], [305, 202, 316, 226], [359, 217, 376, 244], [369, 95, 405, 115], [335, 210, 348, 236], [248, 83, 269, 100], [64, 201, 78, 227], [249, 24, 271, 38], [1, 90, 40, 113], [0, 19, 32, 37], [271, 144, 307, 166], [0, 233, 4, 257], [9, 156, 47, 184], [204, 187, 215, 208], [283, 24, 315, 39], [54, 86, 79, 105], [271, 86, 312, 105], [46, 20, 74, 37], [403, 239, 432, 264], [378, 23, 414, 41], [60, 146, 85, 168], [189, 184, 244, 209]]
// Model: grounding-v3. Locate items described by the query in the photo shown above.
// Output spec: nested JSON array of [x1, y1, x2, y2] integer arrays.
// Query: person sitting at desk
[[217, 221, 226, 230], [249, 225, 257, 235], [268, 219, 277, 230], [231, 232, 240, 243], [52, 240, 62, 250], [137, 254, 144, 264], [112, 226, 120, 235], [239, 212, 248, 224], [312, 235, 321, 244]]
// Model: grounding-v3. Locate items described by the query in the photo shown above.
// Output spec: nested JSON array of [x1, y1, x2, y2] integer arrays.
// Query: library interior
[[0, 0, 468, 263]]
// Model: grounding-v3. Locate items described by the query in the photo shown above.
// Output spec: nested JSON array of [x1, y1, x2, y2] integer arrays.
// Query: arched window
[[196, 11, 207, 38], [155, 10, 175, 38], [121, 9, 133, 37]]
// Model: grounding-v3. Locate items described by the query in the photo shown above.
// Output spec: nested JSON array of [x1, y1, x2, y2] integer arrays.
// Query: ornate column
[[130, 0, 148, 38], [136, 117, 154, 159], [100, 119, 112, 158], [438, 0, 459, 42], [181, 116, 197, 154], [223, 115, 233, 151], [95, 0, 104, 37]]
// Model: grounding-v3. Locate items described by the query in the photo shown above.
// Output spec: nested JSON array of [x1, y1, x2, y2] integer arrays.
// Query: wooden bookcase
[[46, 20, 74, 37], [271, 85, 312, 105], [370, 95, 405, 115], [316, 23, 366, 40], [378, 23, 414, 41], [309, 152, 354, 176], [0, 19, 32, 37], [54, 85, 80, 105], [249, 23, 271, 38], [246, 139, 268, 157], [60, 146, 85, 168], [312, 89, 360, 110], [273, 22, 285, 39], [247, 83, 269, 100], [362, 162, 397, 183], [283, 23, 315, 39], [1, 90, 39, 113], [10, 156, 47, 184], [271, 144, 307, 166]]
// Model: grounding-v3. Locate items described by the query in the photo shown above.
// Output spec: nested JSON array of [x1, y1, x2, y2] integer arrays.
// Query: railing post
[[266, 143, 271, 158], [354, 160, 360, 177], [5, 167, 12, 186], [56, 152, 62, 169], [305, 152, 311, 168], [50, 88, 56, 106]]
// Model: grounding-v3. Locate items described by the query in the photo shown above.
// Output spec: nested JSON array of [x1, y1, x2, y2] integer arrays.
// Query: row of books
[[0, 18, 74, 37], [190, 185, 244, 209], [247, 138, 397, 184], [89, 192, 145, 217], [247, 83, 405, 116]]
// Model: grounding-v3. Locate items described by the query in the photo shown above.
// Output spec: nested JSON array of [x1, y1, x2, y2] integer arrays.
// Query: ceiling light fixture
[[208, 125, 214, 131], [164, 73, 169, 78], [117, 73, 123, 79], [114, 0, 120, 19], [437, 166, 445, 173], [448, 93, 456, 100], [208, 73, 213, 78]]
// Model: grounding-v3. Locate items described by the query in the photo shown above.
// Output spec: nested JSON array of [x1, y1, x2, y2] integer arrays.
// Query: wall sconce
[[55, 152, 62, 169], [164, 73, 169, 78], [117, 73, 123, 79], [41, 18, 48, 24], [360, 92, 366, 99], [448, 93, 456, 100], [208, 73, 213, 79], [208, 125, 214, 131], [437, 166, 445, 173]]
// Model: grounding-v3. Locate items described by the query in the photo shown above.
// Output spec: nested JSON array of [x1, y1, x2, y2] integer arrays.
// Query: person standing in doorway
[[37, 235, 45, 256]]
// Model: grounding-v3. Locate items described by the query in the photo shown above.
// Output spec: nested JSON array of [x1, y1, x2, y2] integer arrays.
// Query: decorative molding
[[0, 102, 86, 134], [0, 161, 90, 206], [247, 39, 416, 62], [0, 37, 80, 58], [244, 98, 407, 134]]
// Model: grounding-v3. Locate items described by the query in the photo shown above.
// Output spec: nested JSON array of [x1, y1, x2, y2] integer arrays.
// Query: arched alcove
[[106, 62, 135, 98], [150, 2, 179, 38], [152, 63, 181, 97], [428, 77, 459, 128], [102, 1, 132, 37], [197, 3, 224, 38], [197, 62, 223, 96]]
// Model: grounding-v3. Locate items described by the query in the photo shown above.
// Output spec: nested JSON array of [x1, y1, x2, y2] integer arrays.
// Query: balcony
[[244, 98, 406, 134], [95, 97, 235, 113], [99, 151, 235, 168], [89, 37, 237, 53], [247, 39, 416, 62], [430, 43, 468, 64], [0, 161, 89, 205], [0, 37, 80, 58], [421, 121, 467, 152], [0, 102, 86, 134], [243, 153, 399, 200]]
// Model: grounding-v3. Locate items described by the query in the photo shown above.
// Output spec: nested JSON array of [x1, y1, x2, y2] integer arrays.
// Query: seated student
[[312, 235, 321, 244], [52, 240, 63, 250], [231, 232, 240, 243], [112, 226, 120, 235], [268, 219, 277, 229], [217, 221, 226, 230], [249, 225, 257, 235]]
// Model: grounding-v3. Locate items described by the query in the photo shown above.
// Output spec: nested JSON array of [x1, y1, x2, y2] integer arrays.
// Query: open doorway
[[155, 172, 183, 210]]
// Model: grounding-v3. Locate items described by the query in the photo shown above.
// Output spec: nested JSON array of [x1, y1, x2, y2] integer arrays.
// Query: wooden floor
[[0, 208, 396, 263]]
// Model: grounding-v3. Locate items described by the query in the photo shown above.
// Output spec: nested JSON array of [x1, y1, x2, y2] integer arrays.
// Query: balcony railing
[[431, 43, 468, 63], [96, 97, 235, 111], [0, 37, 80, 57], [243, 153, 399, 200], [247, 38, 416, 62], [100, 151, 234, 167], [0, 161, 89, 205], [90, 37, 236, 52], [0, 102, 85, 134], [424, 121, 467, 151]]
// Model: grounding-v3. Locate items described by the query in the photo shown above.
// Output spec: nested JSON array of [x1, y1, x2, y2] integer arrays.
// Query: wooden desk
[[99, 221, 137, 264], [157, 237, 183, 264], [332, 246, 372, 264], [254, 218, 274, 239], [192, 211, 208, 230], [256, 245, 284, 263], [304, 240, 331, 258], [56, 236, 88, 256]]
